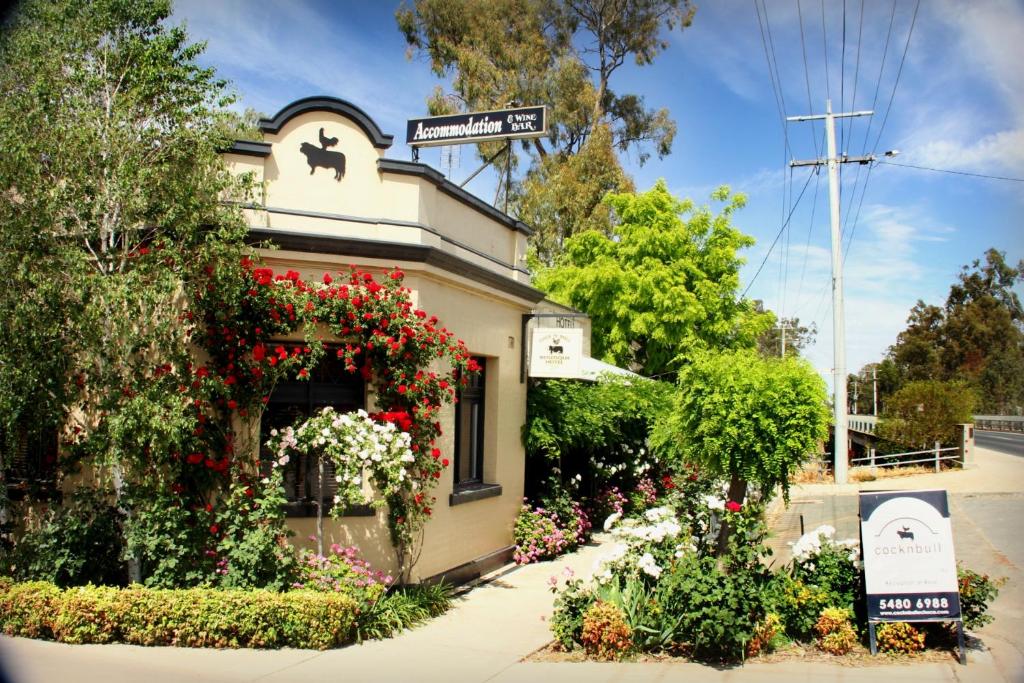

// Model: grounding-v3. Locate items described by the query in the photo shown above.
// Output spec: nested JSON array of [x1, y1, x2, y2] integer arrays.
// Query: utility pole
[[872, 367, 878, 416], [852, 377, 859, 415], [788, 100, 874, 485], [779, 319, 790, 357]]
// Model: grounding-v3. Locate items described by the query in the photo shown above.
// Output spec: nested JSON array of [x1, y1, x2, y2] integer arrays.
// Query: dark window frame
[[259, 346, 368, 517], [454, 356, 487, 489]]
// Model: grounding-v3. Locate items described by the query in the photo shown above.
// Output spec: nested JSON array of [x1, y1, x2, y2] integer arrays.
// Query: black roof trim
[[247, 228, 544, 304], [226, 140, 272, 158], [259, 96, 394, 149], [378, 159, 534, 236]]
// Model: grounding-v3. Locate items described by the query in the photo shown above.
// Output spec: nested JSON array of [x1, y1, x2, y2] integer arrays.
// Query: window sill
[[449, 482, 502, 507], [284, 502, 375, 518]]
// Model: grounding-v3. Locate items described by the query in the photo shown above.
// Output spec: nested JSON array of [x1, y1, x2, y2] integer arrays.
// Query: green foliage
[[958, 566, 1002, 630], [654, 552, 769, 661], [397, 0, 694, 264], [535, 182, 772, 376], [211, 472, 296, 591], [653, 349, 829, 503], [0, 579, 451, 648], [876, 380, 978, 448], [356, 583, 452, 641], [765, 574, 833, 641], [881, 249, 1024, 413], [524, 377, 671, 499], [550, 578, 597, 650], [3, 489, 126, 587], [876, 621, 925, 654], [121, 484, 214, 588], [0, 0, 252, 492], [0, 582, 363, 649], [790, 543, 861, 616]]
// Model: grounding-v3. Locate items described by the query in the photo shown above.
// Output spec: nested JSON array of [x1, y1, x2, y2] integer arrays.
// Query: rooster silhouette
[[319, 127, 338, 149]]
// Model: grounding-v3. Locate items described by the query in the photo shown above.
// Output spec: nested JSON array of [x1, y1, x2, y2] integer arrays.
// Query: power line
[[844, 0, 865, 158], [741, 169, 816, 299], [842, 162, 873, 260], [876, 160, 1024, 183], [820, 0, 831, 103], [796, 0, 820, 157], [870, 0, 921, 154], [754, 0, 794, 159], [841, 0, 896, 239], [796, 161, 824, 308], [839, 0, 847, 153]]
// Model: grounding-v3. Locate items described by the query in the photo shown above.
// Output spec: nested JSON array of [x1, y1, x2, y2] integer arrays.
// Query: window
[[259, 348, 364, 516], [2, 422, 59, 502], [454, 356, 486, 486]]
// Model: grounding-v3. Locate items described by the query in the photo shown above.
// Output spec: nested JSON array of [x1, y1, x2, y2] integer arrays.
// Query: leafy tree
[[535, 181, 773, 377], [890, 301, 946, 382], [881, 249, 1024, 413], [876, 380, 977, 448], [651, 349, 829, 552], [523, 376, 672, 498], [0, 0, 249, 499], [397, 0, 694, 264]]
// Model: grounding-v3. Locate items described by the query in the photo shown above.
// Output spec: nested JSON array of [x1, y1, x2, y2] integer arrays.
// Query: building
[[223, 96, 547, 583]]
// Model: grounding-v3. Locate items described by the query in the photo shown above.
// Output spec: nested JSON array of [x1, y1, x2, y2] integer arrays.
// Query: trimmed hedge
[[0, 580, 361, 649]]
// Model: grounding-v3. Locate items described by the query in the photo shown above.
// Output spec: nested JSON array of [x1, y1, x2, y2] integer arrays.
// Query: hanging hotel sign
[[860, 489, 961, 622], [406, 106, 547, 147], [529, 327, 582, 379]]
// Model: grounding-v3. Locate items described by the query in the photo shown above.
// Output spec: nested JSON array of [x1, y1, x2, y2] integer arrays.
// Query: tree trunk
[[316, 456, 324, 557], [715, 475, 748, 558]]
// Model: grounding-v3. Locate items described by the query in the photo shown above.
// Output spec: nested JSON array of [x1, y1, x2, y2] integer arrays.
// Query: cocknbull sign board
[[859, 489, 966, 663]]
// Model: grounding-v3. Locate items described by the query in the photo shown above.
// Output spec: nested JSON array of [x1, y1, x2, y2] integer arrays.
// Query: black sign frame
[[406, 106, 547, 147]]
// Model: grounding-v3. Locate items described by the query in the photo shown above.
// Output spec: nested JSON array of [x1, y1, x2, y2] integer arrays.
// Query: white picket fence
[[814, 441, 963, 474]]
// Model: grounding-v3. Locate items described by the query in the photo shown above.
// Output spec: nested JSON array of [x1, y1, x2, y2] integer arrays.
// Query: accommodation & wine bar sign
[[406, 106, 547, 147]]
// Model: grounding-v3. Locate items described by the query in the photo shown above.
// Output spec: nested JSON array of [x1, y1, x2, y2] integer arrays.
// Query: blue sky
[[173, 0, 1022, 385]]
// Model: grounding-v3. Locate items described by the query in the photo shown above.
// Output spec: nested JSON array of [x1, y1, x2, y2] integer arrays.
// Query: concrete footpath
[[2, 445, 1022, 683]]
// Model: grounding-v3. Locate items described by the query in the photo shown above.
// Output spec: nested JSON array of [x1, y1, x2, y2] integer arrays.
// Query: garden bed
[[528, 635, 978, 666]]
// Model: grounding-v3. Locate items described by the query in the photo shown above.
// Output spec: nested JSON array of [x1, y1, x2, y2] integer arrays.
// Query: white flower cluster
[[790, 524, 859, 563], [592, 506, 687, 583], [266, 407, 415, 511]]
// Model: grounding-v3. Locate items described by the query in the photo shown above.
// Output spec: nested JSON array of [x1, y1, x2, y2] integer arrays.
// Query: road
[[975, 430, 1024, 458]]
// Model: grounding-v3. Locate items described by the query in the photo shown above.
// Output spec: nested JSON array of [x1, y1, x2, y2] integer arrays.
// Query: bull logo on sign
[[548, 336, 564, 354]]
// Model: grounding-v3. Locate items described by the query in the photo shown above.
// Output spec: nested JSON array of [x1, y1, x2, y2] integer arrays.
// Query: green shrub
[[958, 566, 1002, 630], [876, 621, 925, 653], [0, 581, 60, 638], [356, 582, 452, 641], [550, 577, 597, 650], [654, 552, 769, 661], [4, 489, 126, 587], [0, 582, 364, 648], [765, 573, 832, 641]]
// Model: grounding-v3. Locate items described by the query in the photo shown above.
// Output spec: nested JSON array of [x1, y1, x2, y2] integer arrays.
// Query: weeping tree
[[652, 349, 829, 554]]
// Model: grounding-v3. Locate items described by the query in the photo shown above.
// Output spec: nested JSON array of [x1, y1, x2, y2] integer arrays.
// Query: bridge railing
[[851, 443, 962, 473], [974, 415, 1024, 433]]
